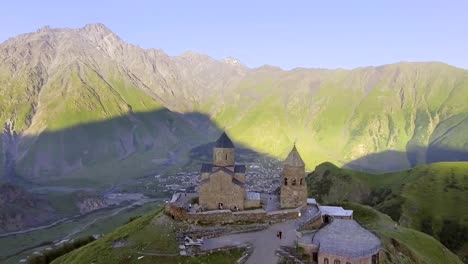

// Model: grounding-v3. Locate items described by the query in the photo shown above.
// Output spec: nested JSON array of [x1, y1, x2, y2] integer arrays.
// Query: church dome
[[215, 132, 234, 148], [284, 145, 305, 167]]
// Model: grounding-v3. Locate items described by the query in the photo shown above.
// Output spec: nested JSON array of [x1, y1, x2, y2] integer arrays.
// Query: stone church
[[199, 132, 307, 211], [199, 132, 247, 210]]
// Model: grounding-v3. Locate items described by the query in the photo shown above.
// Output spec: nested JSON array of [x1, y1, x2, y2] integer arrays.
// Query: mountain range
[[1, 23, 468, 184]]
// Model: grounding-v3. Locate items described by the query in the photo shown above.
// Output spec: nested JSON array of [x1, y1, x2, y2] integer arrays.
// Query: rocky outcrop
[[73, 191, 108, 214], [2, 121, 18, 181], [0, 184, 55, 233]]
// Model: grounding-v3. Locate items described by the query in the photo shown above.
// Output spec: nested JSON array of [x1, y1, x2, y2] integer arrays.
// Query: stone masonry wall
[[199, 170, 245, 210], [165, 204, 300, 225], [318, 252, 374, 264], [281, 165, 307, 208], [213, 148, 235, 167]]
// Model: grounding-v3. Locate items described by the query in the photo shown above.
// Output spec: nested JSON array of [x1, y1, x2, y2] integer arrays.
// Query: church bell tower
[[213, 132, 235, 168], [280, 145, 307, 208]]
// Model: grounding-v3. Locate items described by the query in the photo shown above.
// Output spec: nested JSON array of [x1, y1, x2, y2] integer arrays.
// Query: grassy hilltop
[[307, 161, 468, 261], [51, 209, 243, 264]]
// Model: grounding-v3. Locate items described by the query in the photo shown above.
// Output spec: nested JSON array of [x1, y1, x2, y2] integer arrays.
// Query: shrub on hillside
[[126, 215, 142, 224], [438, 220, 467, 252], [28, 235, 95, 264]]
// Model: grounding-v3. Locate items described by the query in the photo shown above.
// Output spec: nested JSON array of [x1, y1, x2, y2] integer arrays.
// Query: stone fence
[[165, 204, 300, 225], [298, 211, 323, 231]]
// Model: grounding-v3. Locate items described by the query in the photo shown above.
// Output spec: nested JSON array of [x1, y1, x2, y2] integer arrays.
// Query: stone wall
[[199, 170, 245, 210], [213, 147, 235, 167], [318, 252, 378, 264], [299, 214, 323, 231], [244, 199, 260, 209], [281, 165, 307, 208], [165, 204, 300, 225], [297, 242, 319, 256], [234, 172, 245, 182]]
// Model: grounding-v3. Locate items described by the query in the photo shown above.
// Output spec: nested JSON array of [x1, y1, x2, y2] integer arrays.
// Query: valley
[[0, 195, 162, 263], [0, 23, 467, 264]]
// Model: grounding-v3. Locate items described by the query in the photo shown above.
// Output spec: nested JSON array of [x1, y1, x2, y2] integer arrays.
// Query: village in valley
[[164, 132, 382, 264]]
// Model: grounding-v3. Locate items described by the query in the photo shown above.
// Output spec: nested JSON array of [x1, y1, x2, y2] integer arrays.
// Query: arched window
[[299, 178, 303, 185], [225, 153, 228, 160], [324, 258, 329, 264], [334, 260, 340, 264], [292, 179, 297, 185], [284, 178, 288, 186]]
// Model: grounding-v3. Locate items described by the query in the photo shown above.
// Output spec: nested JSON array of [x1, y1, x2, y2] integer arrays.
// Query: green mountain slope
[[306, 161, 468, 261], [51, 209, 243, 264], [1, 24, 468, 184], [346, 203, 462, 264]]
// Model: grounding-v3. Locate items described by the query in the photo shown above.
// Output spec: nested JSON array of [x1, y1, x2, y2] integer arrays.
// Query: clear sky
[[1, 0, 467, 70]]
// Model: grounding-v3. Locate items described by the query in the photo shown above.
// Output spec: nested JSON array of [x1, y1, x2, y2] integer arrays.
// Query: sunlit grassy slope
[[346, 203, 462, 264], [307, 162, 468, 260], [52, 208, 244, 264], [213, 63, 468, 172]]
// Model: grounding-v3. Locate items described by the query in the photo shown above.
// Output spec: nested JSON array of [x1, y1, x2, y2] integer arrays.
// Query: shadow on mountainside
[[343, 145, 468, 173], [1, 109, 282, 187], [0, 108, 283, 234]]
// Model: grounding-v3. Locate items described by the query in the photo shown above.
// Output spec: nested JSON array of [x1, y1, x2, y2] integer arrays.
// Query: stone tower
[[213, 132, 235, 167], [280, 145, 307, 208]]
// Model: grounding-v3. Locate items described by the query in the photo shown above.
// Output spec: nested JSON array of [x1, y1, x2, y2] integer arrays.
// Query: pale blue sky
[[1, 0, 467, 70]]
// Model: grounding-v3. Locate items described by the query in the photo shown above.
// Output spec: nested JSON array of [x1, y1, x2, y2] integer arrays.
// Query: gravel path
[[202, 219, 297, 264], [201, 205, 319, 263]]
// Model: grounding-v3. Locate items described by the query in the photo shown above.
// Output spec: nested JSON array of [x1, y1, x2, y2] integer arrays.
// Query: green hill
[[306, 162, 468, 261], [345, 203, 462, 264], [51, 208, 243, 264]]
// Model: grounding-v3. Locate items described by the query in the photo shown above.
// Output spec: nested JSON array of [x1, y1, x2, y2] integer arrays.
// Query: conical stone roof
[[215, 132, 234, 148], [284, 145, 305, 167]]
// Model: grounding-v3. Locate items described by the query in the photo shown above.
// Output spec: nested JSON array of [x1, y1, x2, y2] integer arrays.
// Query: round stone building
[[299, 219, 382, 264]]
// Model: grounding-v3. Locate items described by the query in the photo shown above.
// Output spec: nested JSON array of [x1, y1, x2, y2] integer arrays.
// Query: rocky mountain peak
[[36, 25, 52, 33], [222, 57, 244, 67], [81, 23, 114, 36]]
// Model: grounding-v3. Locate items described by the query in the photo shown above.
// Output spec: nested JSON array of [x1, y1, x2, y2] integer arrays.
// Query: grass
[[307, 162, 468, 261], [52, 208, 245, 264], [344, 203, 463, 264]]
